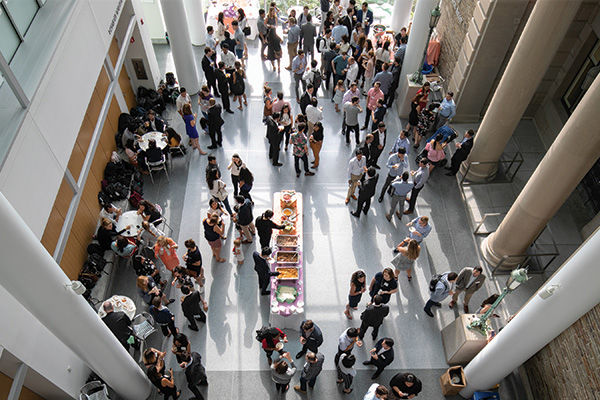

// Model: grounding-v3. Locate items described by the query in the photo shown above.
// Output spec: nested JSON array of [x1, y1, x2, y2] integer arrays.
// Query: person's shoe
[[305, 171, 315, 176], [207, 145, 217, 149], [371, 373, 380, 380], [393, 247, 399, 253], [360, 126, 367, 130], [295, 352, 305, 359], [449, 300, 456, 308], [384, 213, 391, 222], [362, 361, 371, 365], [446, 172, 456, 176], [433, 302, 442, 307], [403, 210, 413, 215], [363, 208, 368, 215], [241, 240, 252, 244], [424, 308, 434, 317], [188, 325, 199, 331], [351, 195, 358, 200], [294, 386, 306, 394], [464, 305, 470, 313], [167, 298, 175, 304], [351, 212, 360, 218], [373, 164, 380, 169], [189, 139, 192, 146], [273, 162, 283, 166], [296, 173, 301, 178], [261, 291, 271, 295], [345, 198, 350, 205], [444, 166, 452, 170], [285, 66, 292, 70], [396, 212, 403, 219]]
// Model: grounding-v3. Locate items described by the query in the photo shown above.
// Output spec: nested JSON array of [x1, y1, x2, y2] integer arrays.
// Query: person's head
[[173, 332, 188, 347], [103, 203, 115, 213], [184, 239, 196, 249], [336, 79, 344, 88], [298, 49, 305, 58], [261, 246, 271, 257], [102, 301, 114, 313], [373, 294, 383, 305], [209, 214, 219, 225], [297, 122, 307, 133], [310, 59, 318, 69], [374, 81, 381, 90], [400, 129, 408, 139], [272, 111, 281, 120], [350, 82, 358, 91], [136, 275, 149, 290], [263, 210, 274, 220], [231, 153, 241, 163], [341, 51, 348, 59], [221, 43, 229, 52], [367, 166, 376, 177], [401, 171, 409, 182], [274, 359, 288, 374], [303, 5, 309, 13], [237, 8, 246, 19], [276, 91, 284, 100], [147, 110, 156, 121], [366, 133, 374, 143], [348, 56, 355, 64], [306, 13, 312, 22], [473, 266, 483, 277], [148, 139, 157, 150], [209, 198, 221, 211], [156, 235, 168, 247], [182, 103, 192, 115], [259, 8, 265, 17], [302, 320, 314, 332], [311, 97, 318, 107], [314, 122, 323, 131], [355, 149, 363, 160], [218, 12, 225, 23], [378, 122, 386, 131], [151, 296, 161, 308], [341, 354, 356, 368], [263, 85, 272, 96], [173, 265, 186, 277], [207, 26, 214, 35], [422, 81, 431, 90], [447, 272, 459, 282], [235, 195, 245, 204], [143, 348, 157, 366], [419, 216, 429, 226], [307, 83, 314, 93], [351, 270, 366, 285], [419, 158, 428, 168], [282, 103, 290, 114], [233, 237, 242, 248], [382, 338, 394, 349], [446, 91, 454, 101], [306, 352, 317, 363], [100, 217, 113, 230], [115, 235, 129, 252], [180, 87, 187, 95], [407, 238, 420, 259], [181, 285, 191, 295], [466, 129, 475, 138], [232, 19, 239, 28], [347, 327, 359, 338], [434, 133, 444, 145], [289, 16, 296, 25], [352, 96, 359, 105], [404, 373, 416, 387], [207, 154, 217, 165], [375, 385, 389, 398], [204, 46, 212, 56], [218, 61, 225, 70], [382, 62, 390, 71], [382, 267, 394, 281], [376, 98, 385, 108], [362, 1, 368, 11]]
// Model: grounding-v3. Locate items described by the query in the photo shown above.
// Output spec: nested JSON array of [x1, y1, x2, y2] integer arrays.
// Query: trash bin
[[440, 366, 466, 396], [472, 391, 500, 400]]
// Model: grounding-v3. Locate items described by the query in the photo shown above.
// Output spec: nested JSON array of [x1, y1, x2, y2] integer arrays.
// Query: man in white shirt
[[364, 384, 389, 400], [205, 25, 217, 54], [99, 204, 121, 225], [305, 98, 323, 135], [220, 44, 237, 70], [345, 57, 359, 87], [346, 149, 367, 204], [176, 87, 192, 118]]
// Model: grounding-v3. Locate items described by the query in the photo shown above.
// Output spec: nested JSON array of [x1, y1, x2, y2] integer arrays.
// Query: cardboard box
[[440, 366, 466, 396]]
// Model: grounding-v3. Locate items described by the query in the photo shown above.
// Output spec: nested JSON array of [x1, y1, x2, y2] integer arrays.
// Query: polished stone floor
[[104, 37, 590, 399]]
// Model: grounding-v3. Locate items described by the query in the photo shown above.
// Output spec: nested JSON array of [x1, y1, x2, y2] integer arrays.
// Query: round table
[[98, 295, 136, 320], [138, 132, 168, 151], [116, 210, 143, 237]]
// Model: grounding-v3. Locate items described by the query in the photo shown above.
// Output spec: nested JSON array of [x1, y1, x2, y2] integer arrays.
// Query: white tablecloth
[[98, 295, 137, 320], [116, 211, 143, 238], [206, 3, 259, 41], [138, 131, 168, 151]]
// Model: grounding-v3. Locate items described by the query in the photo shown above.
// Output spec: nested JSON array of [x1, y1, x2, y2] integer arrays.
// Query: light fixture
[[410, 5, 442, 85], [538, 283, 561, 300], [467, 268, 528, 336], [64, 280, 87, 296]]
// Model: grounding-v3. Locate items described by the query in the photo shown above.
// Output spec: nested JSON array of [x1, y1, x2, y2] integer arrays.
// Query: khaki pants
[[347, 174, 361, 199], [309, 140, 323, 167], [452, 289, 474, 306], [307, 121, 314, 136], [240, 221, 256, 242], [288, 42, 298, 66]]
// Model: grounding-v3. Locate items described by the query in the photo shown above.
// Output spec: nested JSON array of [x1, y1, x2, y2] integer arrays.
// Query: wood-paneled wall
[[41, 38, 135, 279], [0, 372, 45, 400]]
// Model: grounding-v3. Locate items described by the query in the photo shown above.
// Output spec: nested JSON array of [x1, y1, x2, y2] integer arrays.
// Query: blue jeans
[[424, 299, 441, 313], [300, 376, 317, 391]]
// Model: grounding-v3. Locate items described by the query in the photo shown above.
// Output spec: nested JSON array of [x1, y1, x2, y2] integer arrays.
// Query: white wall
[[140, 0, 167, 42]]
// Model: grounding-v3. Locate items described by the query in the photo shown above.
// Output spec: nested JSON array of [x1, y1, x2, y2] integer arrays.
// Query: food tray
[[276, 285, 298, 303], [276, 251, 299, 264], [276, 234, 299, 248], [276, 266, 299, 280]]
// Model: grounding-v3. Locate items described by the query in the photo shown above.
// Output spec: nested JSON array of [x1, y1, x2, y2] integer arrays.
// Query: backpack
[[316, 36, 325, 53], [312, 69, 322, 89], [129, 190, 143, 208], [104, 182, 128, 201], [87, 243, 105, 257], [98, 191, 112, 207], [429, 274, 448, 292], [86, 253, 107, 275], [255, 326, 279, 343]]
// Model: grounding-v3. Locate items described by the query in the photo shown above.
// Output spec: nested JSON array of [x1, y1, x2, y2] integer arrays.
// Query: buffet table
[[269, 191, 305, 331], [206, 0, 259, 40]]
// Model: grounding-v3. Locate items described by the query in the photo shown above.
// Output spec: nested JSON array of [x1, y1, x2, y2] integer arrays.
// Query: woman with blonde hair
[[392, 239, 420, 281], [136, 275, 173, 305], [153, 235, 180, 274]]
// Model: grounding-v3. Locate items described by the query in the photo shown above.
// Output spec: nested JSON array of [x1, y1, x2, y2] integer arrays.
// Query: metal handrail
[[459, 152, 524, 186], [473, 212, 503, 235]]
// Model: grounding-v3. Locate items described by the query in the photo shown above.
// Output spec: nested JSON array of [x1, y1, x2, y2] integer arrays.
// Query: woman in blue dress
[[182, 103, 207, 155]]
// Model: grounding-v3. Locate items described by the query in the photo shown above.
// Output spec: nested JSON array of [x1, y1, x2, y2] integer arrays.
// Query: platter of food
[[276, 251, 299, 264], [276, 266, 299, 280], [276, 234, 299, 247], [276, 285, 298, 303]]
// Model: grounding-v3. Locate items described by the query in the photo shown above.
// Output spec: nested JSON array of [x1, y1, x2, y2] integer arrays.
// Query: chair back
[[79, 381, 110, 400], [132, 311, 157, 340]]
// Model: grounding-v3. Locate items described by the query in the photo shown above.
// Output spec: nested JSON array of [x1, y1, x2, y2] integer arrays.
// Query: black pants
[[406, 186, 422, 213], [387, 82, 399, 107], [449, 153, 467, 174], [355, 196, 372, 215], [324, 70, 333, 90], [208, 127, 222, 147], [364, 358, 387, 378], [185, 310, 206, 330], [218, 85, 230, 111], [186, 368, 207, 399], [240, 185, 252, 202], [159, 320, 177, 337], [259, 234, 271, 249], [379, 173, 396, 200], [260, 36, 268, 56], [275, 383, 289, 392], [294, 154, 309, 174], [364, 108, 372, 127], [345, 123, 360, 144], [231, 174, 239, 196], [259, 275, 270, 294], [358, 321, 381, 339], [370, 147, 383, 166], [269, 139, 281, 164], [334, 348, 351, 368], [206, 74, 219, 96]]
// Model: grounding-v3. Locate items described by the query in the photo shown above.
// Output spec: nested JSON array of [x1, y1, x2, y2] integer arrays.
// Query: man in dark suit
[[253, 247, 280, 295], [363, 337, 395, 379], [181, 285, 207, 331], [144, 109, 165, 132], [446, 129, 475, 176], [299, 85, 315, 115], [180, 351, 208, 400], [352, 166, 379, 218], [356, 133, 374, 164], [370, 122, 387, 168], [102, 301, 139, 351], [201, 47, 219, 97], [207, 98, 224, 149], [266, 112, 283, 166], [215, 61, 233, 114], [356, 2, 373, 35], [358, 294, 390, 340], [296, 319, 324, 359]]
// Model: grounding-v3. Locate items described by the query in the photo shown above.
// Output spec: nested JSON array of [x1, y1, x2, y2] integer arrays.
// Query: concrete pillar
[[0, 194, 152, 400], [390, 0, 413, 33], [184, 0, 206, 46], [396, 0, 439, 114], [461, 0, 581, 182], [160, 0, 200, 94], [481, 73, 600, 268], [461, 227, 600, 397]]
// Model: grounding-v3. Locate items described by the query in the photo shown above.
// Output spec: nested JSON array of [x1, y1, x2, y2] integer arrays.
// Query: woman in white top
[[138, 220, 165, 247], [237, 9, 248, 58], [216, 12, 228, 42], [227, 153, 246, 197], [350, 23, 362, 48], [375, 41, 391, 72], [362, 50, 376, 95], [207, 198, 226, 219], [207, 169, 233, 215]]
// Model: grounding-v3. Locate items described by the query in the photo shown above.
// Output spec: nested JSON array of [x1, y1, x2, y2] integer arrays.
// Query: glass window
[[3, 0, 39, 35], [0, 5, 20, 61]]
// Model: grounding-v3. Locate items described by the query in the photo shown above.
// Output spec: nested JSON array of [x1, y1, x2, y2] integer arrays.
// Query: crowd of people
[[94, 0, 497, 398]]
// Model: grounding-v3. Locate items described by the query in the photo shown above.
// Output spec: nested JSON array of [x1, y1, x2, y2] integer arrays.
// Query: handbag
[[243, 26, 251, 36], [216, 181, 229, 201]]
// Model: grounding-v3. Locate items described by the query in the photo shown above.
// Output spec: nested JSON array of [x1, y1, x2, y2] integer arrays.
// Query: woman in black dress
[[407, 93, 423, 148], [369, 267, 398, 304], [344, 270, 367, 319], [267, 27, 282, 72], [147, 365, 180, 399], [231, 61, 247, 110]]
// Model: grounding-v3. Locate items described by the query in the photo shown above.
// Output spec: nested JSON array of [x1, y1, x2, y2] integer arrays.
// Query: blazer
[[453, 137, 474, 161], [358, 172, 379, 200], [184, 352, 207, 385], [299, 320, 324, 350], [455, 267, 486, 294], [371, 338, 394, 367], [102, 311, 133, 345], [208, 104, 224, 129], [181, 291, 205, 320], [201, 55, 215, 79], [371, 128, 387, 149], [215, 69, 228, 89], [360, 304, 389, 327]]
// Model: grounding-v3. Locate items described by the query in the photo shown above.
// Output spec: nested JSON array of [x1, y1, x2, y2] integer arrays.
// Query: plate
[[275, 342, 284, 350], [282, 208, 293, 217], [409, 227, 416, 233], [296, 307, 304, 313], [297, 300, 305, 307], [271, 300, 279, 307]]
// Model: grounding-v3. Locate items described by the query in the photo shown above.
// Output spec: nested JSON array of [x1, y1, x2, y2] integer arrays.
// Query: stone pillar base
[[481, 235, 526, 271], [398, 74, 425, 118], [460, 161, 498, 183]]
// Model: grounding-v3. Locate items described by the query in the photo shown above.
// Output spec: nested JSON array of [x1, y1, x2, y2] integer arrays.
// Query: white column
[[0, 194, 152, 400], [396, 0, 439, 111], [460, 227, 600, 398], [390, 0, 413, 33], [184, 0, 206, 46], [160, 0, 200, 94]]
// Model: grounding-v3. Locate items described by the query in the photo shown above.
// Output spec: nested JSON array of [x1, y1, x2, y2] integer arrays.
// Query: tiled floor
[[104, 38, 592, 399]]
